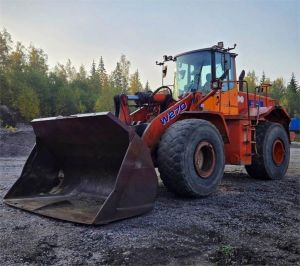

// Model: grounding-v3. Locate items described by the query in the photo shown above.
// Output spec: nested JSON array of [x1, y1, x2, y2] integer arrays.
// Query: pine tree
[[119, 54, 130, 92], [97, 56, 108, 91], [110, 62, 123, 91], [144, 80, 150, 91], [284, 73, 300, 117], [288, 73, 299, 93], [90, 60, 96, 77], [89, 59, 100, 94], [260, 71, 266, 84]]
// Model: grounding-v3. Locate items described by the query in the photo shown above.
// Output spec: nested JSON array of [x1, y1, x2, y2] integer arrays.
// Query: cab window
[[215, 52, 235, 91], [176, 51, 212, 96]]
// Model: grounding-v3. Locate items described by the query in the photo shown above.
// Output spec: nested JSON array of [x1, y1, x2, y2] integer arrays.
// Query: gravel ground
[[0, 125, 299, 265]]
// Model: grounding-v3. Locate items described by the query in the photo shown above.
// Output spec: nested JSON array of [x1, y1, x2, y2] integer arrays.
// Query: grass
[[4, 125, 17, 133], [218, 245, 234, 257]]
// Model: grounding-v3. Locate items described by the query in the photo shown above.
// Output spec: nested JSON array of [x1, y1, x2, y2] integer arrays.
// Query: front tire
[[157, 119, 225, 197], [245, 122, 290, 180]]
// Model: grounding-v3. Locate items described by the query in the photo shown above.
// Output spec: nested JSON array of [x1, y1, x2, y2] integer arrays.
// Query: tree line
[[0, 29, 148, 125], [244, 70, 299, 117], [0, 29, 299, 126]]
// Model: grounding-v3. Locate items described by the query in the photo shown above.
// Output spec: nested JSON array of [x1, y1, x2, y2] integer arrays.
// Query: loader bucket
[[4, 112, 158, 225]]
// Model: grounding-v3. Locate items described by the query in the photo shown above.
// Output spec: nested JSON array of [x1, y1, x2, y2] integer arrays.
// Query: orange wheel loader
[[4, 43, 290, 225]]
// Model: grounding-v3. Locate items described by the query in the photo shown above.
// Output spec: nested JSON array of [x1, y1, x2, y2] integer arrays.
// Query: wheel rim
[[194, 141, 216, 178], [272, 139, 285, 166]]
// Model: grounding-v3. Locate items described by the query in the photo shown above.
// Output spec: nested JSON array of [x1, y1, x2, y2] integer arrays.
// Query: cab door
[[204, 52, 239, 115]]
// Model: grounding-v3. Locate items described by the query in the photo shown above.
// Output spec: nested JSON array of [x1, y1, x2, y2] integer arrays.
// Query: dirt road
[[0, 127, 299, 265]]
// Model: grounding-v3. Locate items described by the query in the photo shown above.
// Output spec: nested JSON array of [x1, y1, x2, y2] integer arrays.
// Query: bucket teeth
[[4, 112, 158, 225]]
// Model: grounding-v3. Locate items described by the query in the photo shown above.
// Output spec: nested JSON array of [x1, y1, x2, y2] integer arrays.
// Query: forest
[[0, 29, 299, 126]]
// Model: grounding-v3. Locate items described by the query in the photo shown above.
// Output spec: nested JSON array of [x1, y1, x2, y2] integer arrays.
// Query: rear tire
[[157, 119, 225, 197], [245, 122, 290, 180]]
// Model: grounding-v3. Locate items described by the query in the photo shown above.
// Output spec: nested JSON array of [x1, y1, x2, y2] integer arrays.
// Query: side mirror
[[162, 65, 168, 78]]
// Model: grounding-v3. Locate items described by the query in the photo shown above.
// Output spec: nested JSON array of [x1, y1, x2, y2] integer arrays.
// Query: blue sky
[[0, 0, 299, 87]]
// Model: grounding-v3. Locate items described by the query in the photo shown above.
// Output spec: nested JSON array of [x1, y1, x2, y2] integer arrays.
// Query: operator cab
[[174, 44, 237, 98]]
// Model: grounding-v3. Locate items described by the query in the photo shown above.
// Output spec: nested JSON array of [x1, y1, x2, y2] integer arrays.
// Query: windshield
[[175, 51, 212, 97]]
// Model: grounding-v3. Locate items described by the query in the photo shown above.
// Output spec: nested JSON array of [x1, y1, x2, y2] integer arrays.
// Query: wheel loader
[[4, 43, 290, 225]]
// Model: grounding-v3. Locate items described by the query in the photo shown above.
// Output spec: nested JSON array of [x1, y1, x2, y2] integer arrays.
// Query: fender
[[178, 111, 230, 143], [260, 106, 291, 141]]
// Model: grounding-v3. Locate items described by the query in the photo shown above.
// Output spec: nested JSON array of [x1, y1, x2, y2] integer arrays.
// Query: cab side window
[[215, 52, 235, 91]]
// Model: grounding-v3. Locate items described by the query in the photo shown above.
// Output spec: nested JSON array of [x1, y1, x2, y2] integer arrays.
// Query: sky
[[0, 0, 299, 88]]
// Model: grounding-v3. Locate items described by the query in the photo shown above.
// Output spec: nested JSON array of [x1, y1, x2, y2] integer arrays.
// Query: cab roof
[[175, 47, 237, 59]]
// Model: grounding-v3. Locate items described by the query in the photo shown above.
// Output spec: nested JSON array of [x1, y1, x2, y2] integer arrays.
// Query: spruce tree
[[285, 73, 300, 117], [90, 60, 96, 77], [260, 71, 266, 83], [144, 80, 150, 91], [97, 56, 108, 90], [110, 62, 123, 91], [288, 73, 299, 93], [119, 54, 130, 92]]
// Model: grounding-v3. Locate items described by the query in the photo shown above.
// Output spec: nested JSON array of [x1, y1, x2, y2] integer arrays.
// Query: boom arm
[[142, 89, 219, 150], [114, 88, 174, 125], [114, 84, 220, 152]]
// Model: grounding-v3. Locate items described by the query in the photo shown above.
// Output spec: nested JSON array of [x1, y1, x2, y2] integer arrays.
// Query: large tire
[[157, 119, 225, 197], [245, 122, 290, 180]]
